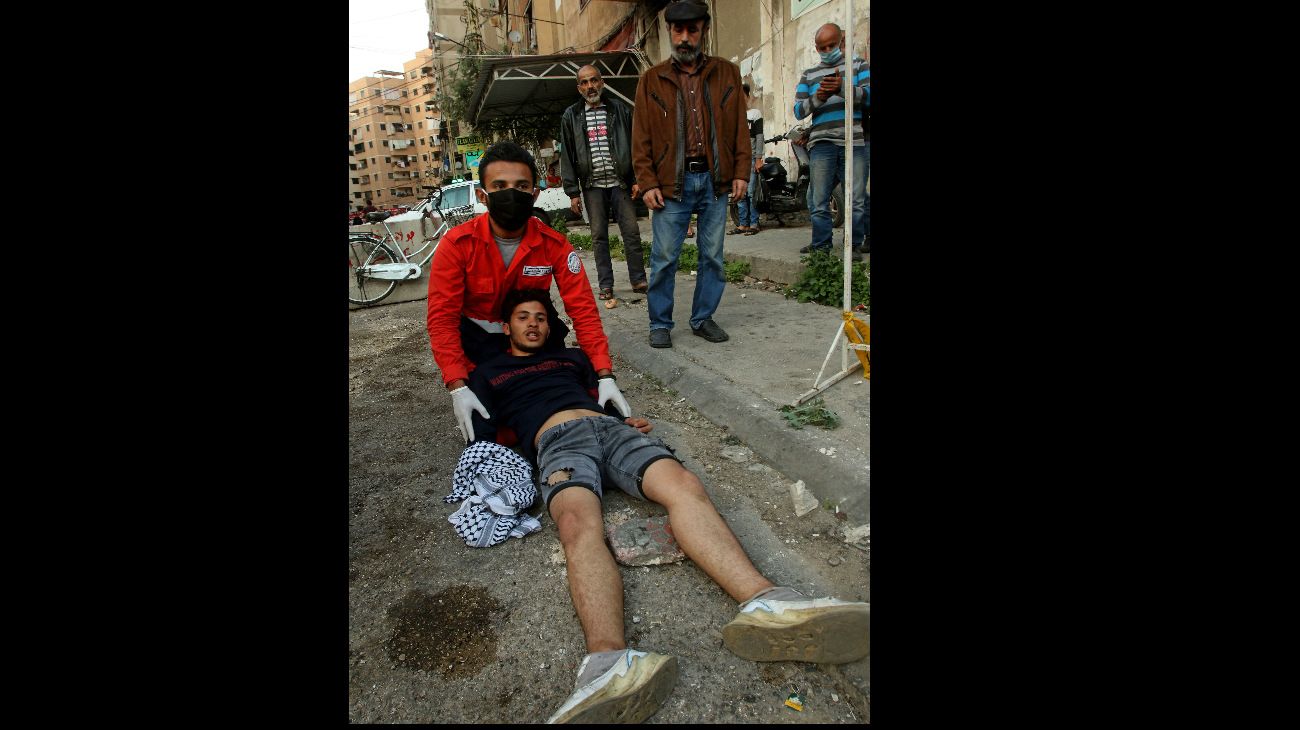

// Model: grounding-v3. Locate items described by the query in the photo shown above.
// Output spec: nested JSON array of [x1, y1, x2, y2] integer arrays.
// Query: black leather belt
[[685, 157, 708, 173]]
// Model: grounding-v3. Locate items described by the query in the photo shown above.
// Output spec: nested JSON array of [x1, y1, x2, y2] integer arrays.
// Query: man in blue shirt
[[793, 23, 870, 259]]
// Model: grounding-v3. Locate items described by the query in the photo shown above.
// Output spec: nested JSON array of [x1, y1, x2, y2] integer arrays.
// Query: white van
[[383, 179, 487, 225]]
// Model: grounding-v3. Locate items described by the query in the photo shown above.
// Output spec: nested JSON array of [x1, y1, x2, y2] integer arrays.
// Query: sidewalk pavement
[[567, 215, 871, 523]]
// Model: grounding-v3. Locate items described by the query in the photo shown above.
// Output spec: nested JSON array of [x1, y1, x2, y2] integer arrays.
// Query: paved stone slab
[[605, 515, 687, 566]]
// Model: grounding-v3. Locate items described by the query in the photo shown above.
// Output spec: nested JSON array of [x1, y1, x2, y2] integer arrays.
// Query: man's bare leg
[[641, 459, 869, 665], [548, 483, 625, 653], [639, 459, 773, 603], [545, 481, 679, 724]]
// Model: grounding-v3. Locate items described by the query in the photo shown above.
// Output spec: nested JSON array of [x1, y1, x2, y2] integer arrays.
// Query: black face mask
[[484, 188, 535, 231]]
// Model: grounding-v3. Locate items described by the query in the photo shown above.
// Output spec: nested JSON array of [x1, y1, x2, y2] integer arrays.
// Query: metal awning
[[464, 50, 647, 126]]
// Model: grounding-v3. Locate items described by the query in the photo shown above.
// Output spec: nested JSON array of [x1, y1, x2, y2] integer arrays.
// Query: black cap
[[664, 0, 710, 24]]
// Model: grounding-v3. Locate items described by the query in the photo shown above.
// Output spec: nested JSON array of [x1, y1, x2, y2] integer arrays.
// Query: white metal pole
[[841, 0, 855, 371]]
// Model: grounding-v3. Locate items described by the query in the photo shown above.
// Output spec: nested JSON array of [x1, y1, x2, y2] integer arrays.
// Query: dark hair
[[742, 83, 750, 95], [500, 288, 557, 323], [478, 141, 538, 185]]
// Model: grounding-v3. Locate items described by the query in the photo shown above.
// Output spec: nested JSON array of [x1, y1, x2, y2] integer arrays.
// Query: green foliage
[[784, 251, 870, 310], [724, 260, 751, 283], [678, 243, 699, 272], [549, 213, 568, 233], [431, 2, 561, 154], [778, 398, 841, 430], [566, 232, 592, 251]]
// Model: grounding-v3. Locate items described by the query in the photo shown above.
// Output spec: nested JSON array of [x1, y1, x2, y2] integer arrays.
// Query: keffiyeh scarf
[[444, 441, 542, 547]]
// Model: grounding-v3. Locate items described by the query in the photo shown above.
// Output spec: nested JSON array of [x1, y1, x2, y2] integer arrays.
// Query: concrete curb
[[603, 322, 869, 523]]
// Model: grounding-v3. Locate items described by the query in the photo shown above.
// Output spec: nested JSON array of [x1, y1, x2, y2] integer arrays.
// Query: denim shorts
[[536, 415, 680, 509]]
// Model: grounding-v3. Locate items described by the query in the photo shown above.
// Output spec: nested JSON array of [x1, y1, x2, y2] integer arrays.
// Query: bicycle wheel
[[349, 237, 400, 306]]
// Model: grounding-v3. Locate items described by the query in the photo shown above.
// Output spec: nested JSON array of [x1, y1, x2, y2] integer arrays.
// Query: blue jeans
[[648, 172, 729, 331], [582, 185, 646, 290], [808, 141, 870, 251], [735, 165, 760, 227]]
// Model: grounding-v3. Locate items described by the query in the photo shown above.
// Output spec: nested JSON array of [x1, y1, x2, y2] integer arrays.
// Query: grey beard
[[671, 46, 702, 65]]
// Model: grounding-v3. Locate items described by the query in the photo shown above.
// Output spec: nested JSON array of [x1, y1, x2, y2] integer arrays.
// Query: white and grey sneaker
[[722, 587, 870, 664], [545, 648, 678, 724]]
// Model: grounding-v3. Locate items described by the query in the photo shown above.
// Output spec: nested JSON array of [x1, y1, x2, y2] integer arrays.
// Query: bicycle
[[348, 185, 474, 306]]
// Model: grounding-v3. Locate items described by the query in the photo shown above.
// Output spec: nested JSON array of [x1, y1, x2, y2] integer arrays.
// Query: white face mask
[[746, 108, 761, 121]]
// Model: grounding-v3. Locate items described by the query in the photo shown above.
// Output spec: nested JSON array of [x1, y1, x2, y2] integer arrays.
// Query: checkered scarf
[[444, 441, 542, 547]]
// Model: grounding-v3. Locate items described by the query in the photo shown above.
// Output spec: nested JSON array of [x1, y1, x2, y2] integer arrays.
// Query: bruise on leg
[[547, 468, 574, 486]]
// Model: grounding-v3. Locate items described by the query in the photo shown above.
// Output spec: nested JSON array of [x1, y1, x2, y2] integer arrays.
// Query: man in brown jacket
[[631, 0, 750, 350]]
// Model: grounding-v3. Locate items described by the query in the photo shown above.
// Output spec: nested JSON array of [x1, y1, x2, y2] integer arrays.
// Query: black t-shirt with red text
[[467, 348, 615, 462]]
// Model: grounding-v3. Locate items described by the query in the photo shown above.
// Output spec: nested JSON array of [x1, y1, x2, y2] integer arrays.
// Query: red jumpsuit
[[426, 214, 612, 387]]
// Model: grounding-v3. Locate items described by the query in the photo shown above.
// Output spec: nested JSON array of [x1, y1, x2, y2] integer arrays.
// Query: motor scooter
[[755, 123, 844, 228]]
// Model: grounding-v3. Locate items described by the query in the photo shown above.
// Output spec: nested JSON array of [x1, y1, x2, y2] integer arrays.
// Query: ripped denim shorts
[[536, 415, 680, 510]]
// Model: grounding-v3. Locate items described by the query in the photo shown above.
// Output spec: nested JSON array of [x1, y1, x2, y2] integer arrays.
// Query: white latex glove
[[450, 386, 490, 444], [597, 377, 631, 418]]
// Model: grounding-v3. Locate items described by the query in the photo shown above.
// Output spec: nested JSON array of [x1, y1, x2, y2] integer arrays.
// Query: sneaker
[[722, 589, 870, 664], [546, 649, 678, 724], [691, 319, 729, 342], [649, 329, 672, 348]]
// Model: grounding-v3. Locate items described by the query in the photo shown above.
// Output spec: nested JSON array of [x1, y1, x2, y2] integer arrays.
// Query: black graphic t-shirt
[[467, 348, 613, 462]]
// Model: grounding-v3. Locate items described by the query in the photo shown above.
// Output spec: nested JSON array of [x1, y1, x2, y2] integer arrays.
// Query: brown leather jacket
[[631, 55, 750, 200]]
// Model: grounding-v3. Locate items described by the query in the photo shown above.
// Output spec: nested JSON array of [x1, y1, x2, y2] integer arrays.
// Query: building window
[[365, 124, 370, 132], [419, 139, 425, 145], [367, 141, 373, 148], [385, 157, 392, 163], [351, 178, 360, 184], [383, 140, 389, 147], [379, 123, 386, 130], [404, 107, 411, 114], [354, 192, 363, 199]]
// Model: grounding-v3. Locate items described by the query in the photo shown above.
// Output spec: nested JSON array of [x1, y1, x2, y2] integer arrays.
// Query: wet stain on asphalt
[[386, 586, 502, 677]]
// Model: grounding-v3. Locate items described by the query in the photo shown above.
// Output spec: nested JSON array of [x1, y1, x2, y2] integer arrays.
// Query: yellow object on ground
[[843, 311, 870, 379]]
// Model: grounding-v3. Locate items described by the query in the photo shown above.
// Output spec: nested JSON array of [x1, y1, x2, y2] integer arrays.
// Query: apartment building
[[349, 0, 868, 209], [347, 50, 447, 211]]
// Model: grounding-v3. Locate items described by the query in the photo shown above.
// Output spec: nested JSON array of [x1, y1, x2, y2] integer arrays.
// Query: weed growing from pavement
[[785, 251, 870, 311], [549, 213, 569, 233], [724, 260, 751, 282], [779, 397, 841, 430]]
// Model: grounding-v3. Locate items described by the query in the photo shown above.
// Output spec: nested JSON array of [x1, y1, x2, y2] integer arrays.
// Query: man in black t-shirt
[[468, 288, 870, 724]]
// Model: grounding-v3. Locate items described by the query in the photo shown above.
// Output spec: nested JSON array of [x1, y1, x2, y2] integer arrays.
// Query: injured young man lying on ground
[[460, 287, 870, 724]]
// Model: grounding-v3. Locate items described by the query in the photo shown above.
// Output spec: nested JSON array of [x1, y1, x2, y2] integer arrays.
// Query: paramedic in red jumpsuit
[[426, 141, 631, 443]]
